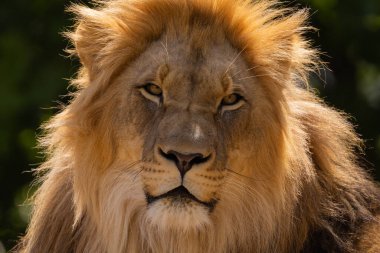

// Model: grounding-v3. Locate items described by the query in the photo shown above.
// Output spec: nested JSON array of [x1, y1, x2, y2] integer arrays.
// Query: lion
[[16, 0, 380, 252]]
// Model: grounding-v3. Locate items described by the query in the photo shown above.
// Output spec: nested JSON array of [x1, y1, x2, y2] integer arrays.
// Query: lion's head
[[18, 0, 380, 253]]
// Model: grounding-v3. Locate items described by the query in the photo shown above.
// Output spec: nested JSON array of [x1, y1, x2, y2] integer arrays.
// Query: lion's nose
[[159, 149, 211, 177]]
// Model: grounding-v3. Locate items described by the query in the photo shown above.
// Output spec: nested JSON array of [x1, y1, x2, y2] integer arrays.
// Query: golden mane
[[16, 0, 380, 252]]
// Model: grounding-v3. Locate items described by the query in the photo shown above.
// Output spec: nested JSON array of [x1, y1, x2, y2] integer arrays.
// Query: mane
[[16, 0, 380, 252]]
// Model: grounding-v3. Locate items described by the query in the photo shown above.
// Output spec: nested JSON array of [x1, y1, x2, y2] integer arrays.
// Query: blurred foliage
[[0, 0, 379, 251]]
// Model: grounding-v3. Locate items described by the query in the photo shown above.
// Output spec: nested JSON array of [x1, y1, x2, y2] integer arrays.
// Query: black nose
[[159, 149, 210, 177]]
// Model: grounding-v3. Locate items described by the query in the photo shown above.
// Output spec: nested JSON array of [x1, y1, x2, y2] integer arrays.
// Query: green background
[[1, 0, 379, 251]]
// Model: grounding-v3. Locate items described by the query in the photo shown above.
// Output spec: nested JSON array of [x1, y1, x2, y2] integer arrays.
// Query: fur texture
[[16, 0, 380, 252]]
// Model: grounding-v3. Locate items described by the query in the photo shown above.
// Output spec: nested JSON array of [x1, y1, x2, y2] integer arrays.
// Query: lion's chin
[[145, 187, 213, 231]]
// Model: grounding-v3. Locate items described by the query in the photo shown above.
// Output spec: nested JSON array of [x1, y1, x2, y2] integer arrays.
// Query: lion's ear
[[66, 5, 123, 78], [72, 21, 103, 72], [288, 32, 319, 84], [230, 8, 320, 87], [66, 3, 161, 83], [276, 11, 320, 84]]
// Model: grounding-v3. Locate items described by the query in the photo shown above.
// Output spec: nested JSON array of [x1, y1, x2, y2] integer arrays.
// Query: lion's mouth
[[145, 186, 216, 210]]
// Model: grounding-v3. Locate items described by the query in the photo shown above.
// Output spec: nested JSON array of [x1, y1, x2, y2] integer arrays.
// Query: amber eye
[[143, 83, 162, 96], [221, 93, 242, 106]]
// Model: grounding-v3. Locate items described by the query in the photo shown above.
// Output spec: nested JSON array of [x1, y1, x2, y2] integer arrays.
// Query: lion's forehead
[[124, 33, 251, 108], [162, 70, 222, 109]]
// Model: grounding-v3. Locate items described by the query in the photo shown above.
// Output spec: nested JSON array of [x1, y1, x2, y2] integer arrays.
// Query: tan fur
[[357, 217, 380, 252], [16, 0, 380, 252]]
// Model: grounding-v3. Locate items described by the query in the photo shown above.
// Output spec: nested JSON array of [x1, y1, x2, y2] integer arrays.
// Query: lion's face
[[22, 1, 329, 251], [99, 31, 282, 231]]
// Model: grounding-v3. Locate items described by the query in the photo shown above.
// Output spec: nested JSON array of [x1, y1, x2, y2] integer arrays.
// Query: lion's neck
[[74, 200, 298, 253]]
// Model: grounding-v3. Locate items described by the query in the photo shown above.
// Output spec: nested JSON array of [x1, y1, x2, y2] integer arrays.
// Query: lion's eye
[[143, 83, 162, 96], [220, 93, 244, 113], [139, 82, 162, 104], [221, 93, 242, 106]]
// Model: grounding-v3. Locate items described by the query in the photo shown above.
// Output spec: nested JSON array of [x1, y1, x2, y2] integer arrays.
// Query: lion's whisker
[[224, 47, 246, 75], [160, 35, 170, 62], [219, 179, 260, 201], [132, 166, 145, 182], [113, 160, 143, 183], [148, 52, 161, 65], [238, 74, 271, 81], [225, 168, 267, 182], [231, 66, 260, 79]]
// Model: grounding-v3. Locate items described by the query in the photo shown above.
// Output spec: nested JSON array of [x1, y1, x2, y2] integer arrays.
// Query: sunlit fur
[[17, 0, 380, 253]]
